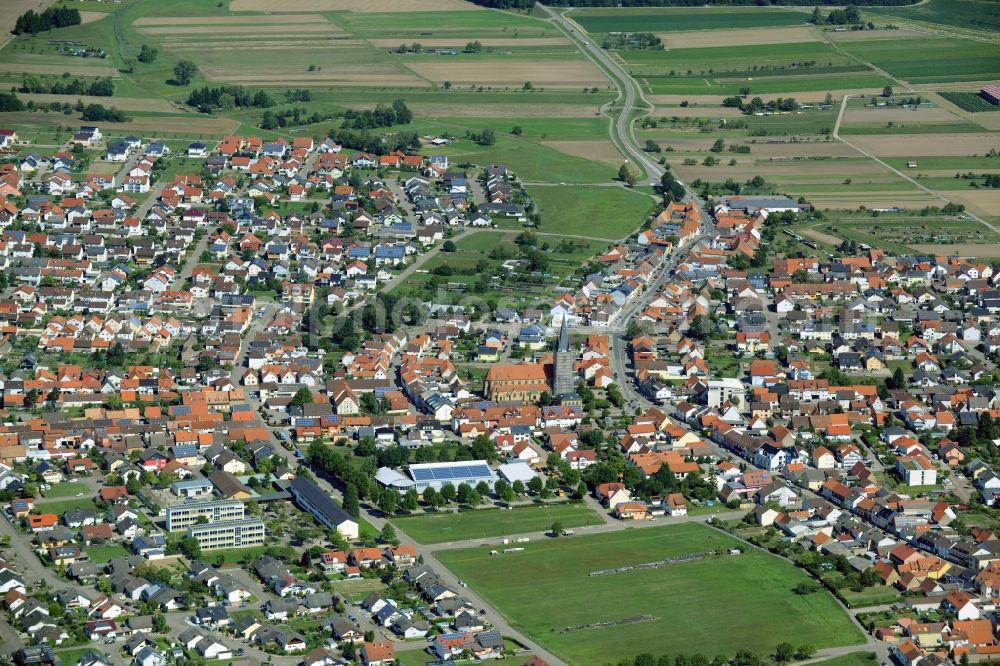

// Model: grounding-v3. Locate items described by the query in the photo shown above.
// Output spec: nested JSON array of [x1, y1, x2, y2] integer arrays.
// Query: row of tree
[[722, 96, 798, 114], [187, 85, 273, 113], [341, 99, 413, 130], [261, 107, 334, 130], [20, 75, 113, 97], [80, 103, 128, 122], [14, 6, 81, 34], [810, 4, 862, 24]]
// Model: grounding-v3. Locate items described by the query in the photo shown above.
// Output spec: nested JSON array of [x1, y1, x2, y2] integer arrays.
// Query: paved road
[[541, 5, 661, 184], [540, 3, 720, 409]]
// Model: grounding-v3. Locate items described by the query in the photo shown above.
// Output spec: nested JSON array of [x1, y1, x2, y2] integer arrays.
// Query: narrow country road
[[540, 4, 662, 184]]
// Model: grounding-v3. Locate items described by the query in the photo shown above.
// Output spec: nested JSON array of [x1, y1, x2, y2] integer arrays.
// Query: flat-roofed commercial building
[[166, 499, 244, 532], [290, 476, 358, 540], [187, 518, 265, 550]]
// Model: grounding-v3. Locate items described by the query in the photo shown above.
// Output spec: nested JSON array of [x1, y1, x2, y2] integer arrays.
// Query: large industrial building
[[186, 518, 266, 550], [166, 499, 245, 532], [407, 460, 496, 493]]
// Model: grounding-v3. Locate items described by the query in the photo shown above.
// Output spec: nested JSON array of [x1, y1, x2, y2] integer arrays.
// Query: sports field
[[436, 524, 865, 665], [392, 503, 604, 545]]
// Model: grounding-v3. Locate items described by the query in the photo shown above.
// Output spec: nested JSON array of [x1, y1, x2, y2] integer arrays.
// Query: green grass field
[[570, 7, 808, 33], [623, 41, 853, 76], [532, 184, 656, 240], [643, 73, 890, 96], [86, 545, 130, 564], [838, 121, 986, 135], [34, 498, 98, 515], [436, 524, 864, 665], [55, 647, 103, 666], [43, 481, 90, 498], [393, 503, 604, 544]]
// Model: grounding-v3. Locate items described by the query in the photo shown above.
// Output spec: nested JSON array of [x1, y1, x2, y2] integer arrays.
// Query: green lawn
[[43, 481, 90, 498], [435, 524, 864, 665], [34, 498, 98, 515], [86, 545, 130, 564], [207, 544, 297, 564], [331, 577, 387, 604], [393, 503, 603, 545], [55, 647, 102, 666], [531, 184, 656, 240]]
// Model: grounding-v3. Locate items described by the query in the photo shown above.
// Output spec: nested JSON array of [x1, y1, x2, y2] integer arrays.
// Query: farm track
[[833, 94, 1000, 234]]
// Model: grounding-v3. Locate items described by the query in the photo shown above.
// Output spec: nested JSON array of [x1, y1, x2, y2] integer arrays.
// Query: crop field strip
[[568, 7, 810, 33]]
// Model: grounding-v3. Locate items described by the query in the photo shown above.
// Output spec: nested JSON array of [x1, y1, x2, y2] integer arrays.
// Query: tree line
[[81, 103, 128, 122], [261, 107, 335, 130], [14, 6, 81, 34], [722, 96, 798, 114], [20, 75, 114, 97], [187, 85, 273, 113], [341, 99, 413, 130]]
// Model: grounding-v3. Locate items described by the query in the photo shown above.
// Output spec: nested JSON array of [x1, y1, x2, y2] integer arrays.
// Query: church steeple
[[557, 316, 570, 353]]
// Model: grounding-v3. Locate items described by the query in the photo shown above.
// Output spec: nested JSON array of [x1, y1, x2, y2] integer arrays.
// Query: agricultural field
[[939, 92, 1000, 113], [792, 213, 1000, 257], [836, 35, 1000, 85], [568, 7, 809, 34], [391, 502, 604, 545], [567, 2, 998, 222], [436, 524, 864, 665], [865, 0, 1000, 36]]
